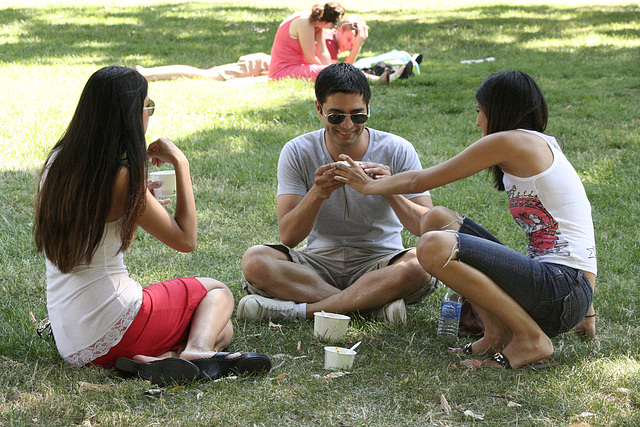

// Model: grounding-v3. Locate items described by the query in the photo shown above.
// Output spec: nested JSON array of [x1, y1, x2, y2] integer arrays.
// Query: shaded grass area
[[1, 0, 640, 425]]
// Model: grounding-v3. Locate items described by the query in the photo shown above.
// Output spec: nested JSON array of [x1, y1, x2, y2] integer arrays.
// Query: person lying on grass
[[135, 15, 369, 82], [34, 65, 270, 385], [334, 70, 596, 369]]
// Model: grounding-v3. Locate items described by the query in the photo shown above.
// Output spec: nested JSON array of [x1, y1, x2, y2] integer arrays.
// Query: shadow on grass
[[1, 3, 638, 70]]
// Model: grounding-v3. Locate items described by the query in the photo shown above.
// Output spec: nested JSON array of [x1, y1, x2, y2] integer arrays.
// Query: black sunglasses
[[143, 99, 155, 116], [320, 106, 369, 125]]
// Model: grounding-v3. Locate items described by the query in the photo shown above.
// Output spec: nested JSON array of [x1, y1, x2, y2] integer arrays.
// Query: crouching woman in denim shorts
[[334, 70, 596, 369]]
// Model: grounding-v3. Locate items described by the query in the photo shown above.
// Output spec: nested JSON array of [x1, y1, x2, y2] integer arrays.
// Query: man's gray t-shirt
[[277, 128, 429, 252]]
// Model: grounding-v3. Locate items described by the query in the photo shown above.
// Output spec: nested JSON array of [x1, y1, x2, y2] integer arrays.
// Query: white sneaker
[[373, 299, 407, 325], [237, 295, 297, 321]]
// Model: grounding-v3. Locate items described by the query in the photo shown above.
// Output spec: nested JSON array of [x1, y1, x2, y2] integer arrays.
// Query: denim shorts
[[456, 217, 593, 338]]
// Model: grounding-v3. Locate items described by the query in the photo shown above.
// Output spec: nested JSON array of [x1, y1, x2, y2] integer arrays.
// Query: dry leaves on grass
[[356, 333, 381, 341], [440, 394, 451, 413], [461, 408, 484, 420], [77, 381, 113, 392], [271, 353, 308, 370], [460, 359, 482, 369], [569, 412, 595, 425], [313, 371, 349, 381], [269, 321, 283, 332]]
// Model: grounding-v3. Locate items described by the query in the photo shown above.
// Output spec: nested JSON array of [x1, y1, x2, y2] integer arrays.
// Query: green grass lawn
[[1, 0, 640, 425]]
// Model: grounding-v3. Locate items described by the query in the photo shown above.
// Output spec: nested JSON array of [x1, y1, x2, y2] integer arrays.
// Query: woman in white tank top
[[35, 66, 270, 385], [336, 70, 596, 369]]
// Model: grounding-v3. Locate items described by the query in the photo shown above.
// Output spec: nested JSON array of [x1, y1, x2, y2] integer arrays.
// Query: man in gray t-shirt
[[238, 63, 438, 324]]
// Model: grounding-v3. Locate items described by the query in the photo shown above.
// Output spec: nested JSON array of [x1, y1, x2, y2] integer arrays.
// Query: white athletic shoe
[[237, 295, 297, 321], [373, 299, 407, 325]]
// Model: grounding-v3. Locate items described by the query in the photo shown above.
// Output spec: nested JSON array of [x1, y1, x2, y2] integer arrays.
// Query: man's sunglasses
[[320, 106, 369, 125], [143, 99, 155, 116]]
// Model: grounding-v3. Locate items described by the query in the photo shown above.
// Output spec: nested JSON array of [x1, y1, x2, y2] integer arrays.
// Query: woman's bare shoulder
[[106, 166, 130, 222]]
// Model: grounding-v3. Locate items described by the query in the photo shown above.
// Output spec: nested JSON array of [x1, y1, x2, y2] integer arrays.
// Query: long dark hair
[[34, 66, 148, 273], [475, 70, 549, 190]]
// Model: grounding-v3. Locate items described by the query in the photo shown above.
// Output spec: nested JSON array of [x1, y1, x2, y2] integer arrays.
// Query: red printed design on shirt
[[508, 193, 569, 258]]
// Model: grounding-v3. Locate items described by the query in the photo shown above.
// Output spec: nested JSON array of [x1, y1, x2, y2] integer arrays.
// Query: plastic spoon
[[348, 341, 361, 352]]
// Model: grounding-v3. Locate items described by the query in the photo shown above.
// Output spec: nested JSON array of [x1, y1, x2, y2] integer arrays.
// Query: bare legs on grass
[[132, 277, 237, 364], [135, 65, 225, 82], [416, 212, 553, 369], [240, 245, 432, 321]]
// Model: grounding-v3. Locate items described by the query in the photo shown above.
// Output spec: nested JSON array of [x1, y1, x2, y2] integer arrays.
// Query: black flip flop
[[488, 352, 512, 369], [115, 357, 200, 386], [191, 352, 272, 381], [461, 342, 474, 355]]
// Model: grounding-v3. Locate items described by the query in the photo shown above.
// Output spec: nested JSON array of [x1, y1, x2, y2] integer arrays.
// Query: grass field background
[[1, 0, 639, 425]]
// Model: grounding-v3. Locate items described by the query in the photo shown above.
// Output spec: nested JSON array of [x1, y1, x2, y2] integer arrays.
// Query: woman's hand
[[146, 179, 171, 205], [332, 155, 375, 194], [358, 161, 389, 180], [147, 137, 187, 167], [353, 21, 369, 48]]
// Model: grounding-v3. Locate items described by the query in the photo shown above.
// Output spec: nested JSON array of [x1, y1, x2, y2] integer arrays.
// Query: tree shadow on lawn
[[0, 3, 285, 66], [1, 2, 638, 71]]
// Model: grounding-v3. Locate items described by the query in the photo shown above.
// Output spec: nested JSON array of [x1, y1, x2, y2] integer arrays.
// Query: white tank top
[[46, 221, 142, 365], [502, 130, 597, 275]]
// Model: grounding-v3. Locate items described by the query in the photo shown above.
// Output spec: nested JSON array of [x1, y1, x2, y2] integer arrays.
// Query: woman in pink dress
[[268, 3, 368, 81]]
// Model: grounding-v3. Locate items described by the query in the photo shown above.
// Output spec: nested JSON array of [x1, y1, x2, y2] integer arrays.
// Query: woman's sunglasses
[[320, 106, 369, 125], [143, 99, 155, 116]]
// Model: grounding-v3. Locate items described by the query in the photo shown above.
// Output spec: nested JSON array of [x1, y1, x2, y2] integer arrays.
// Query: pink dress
[[268, 13, 336, 81]]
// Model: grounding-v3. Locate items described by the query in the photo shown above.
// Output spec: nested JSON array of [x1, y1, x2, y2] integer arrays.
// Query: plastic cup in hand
[[149, 170, 176, 198], [314, 312, 350, 343]]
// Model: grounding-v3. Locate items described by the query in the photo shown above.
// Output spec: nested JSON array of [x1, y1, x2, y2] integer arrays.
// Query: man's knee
[[241, 245, 269, 278], [420, 206, 462, 234], [391, 251, 430, 284], [241, 245, 289, 281]]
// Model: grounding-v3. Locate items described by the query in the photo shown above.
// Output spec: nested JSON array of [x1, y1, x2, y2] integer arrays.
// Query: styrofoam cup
[[149, 170, 176, 197], [314, 312, 350, 343], [324, 346, 356, 370]]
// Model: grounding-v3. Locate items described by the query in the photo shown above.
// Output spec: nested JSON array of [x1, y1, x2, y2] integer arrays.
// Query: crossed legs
[[134, 277, 235, 363], [240, 245, 432, 319]]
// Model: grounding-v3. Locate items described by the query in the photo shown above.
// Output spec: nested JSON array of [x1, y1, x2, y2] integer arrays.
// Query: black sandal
[[461, 343, 474, 355], [191, 352, 272, 381], [115, 357, 200, 386], [488, 352, 512, 369]]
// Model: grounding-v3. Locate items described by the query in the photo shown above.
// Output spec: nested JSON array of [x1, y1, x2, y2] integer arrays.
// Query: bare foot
[[450, 335, 508, 356], [389, 63, 406, 82], [132, 354, 163, 363], [483, 333, 554, 369], [179, 350, 241, 361], [379, 69, 389, 83], [575, 315, 596, 338]]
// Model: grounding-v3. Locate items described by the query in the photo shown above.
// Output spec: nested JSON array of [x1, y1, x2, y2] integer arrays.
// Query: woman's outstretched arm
[[335, 131, 543, 196]]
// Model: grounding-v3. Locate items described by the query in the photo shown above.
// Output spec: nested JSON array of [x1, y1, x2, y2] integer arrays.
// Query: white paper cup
[[314, 312, 350, 343], [324, 346, 356, 370], [149, 170, 176, 198]]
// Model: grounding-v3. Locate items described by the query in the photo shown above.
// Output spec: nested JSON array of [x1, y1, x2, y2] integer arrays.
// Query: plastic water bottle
[[437, 288, 462, 344]]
